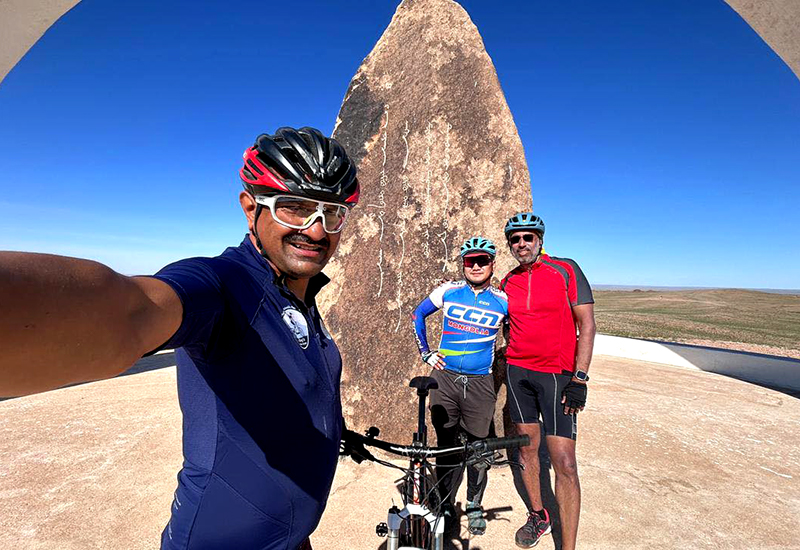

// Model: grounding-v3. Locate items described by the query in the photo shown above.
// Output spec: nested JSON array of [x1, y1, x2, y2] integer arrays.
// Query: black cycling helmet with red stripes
[[240, 126, 360, 207]]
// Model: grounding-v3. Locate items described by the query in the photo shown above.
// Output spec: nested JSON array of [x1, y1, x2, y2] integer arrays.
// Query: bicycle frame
[[386, 376, 444, 550], [343, 376, 529, 550]]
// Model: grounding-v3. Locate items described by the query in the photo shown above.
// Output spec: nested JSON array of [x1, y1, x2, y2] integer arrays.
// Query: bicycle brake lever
[[465, 451, 495, 468]]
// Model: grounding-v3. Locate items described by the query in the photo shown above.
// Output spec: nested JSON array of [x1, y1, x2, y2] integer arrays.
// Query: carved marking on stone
[[422, 121, 433, 259], [393, 120, 413, 331], [394, 218, 407, 332], [440, 121, 452, 272], [368, 105, 391, 298], [376, 212, 386, 298], [401, 122, 411, 209], [437, 230, 448, 272], [402, 121, 410, 170]]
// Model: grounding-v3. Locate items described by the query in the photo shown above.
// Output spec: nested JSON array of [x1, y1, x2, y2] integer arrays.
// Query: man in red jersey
[[499, 212, 596, 550]]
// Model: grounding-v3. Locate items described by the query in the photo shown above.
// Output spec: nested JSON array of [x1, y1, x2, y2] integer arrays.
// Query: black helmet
[[240, 126, 360, 206]]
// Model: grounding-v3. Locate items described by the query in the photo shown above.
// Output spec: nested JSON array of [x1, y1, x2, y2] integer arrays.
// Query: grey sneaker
[[515, 509, 552, 548], [465, 501, 486, 535]]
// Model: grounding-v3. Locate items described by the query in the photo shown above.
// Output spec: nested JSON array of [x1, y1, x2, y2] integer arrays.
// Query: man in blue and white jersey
[[411, 237, 508, 535]]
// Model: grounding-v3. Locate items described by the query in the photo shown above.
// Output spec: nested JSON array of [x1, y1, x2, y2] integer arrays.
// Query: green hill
[[593, 289, 800, 359]]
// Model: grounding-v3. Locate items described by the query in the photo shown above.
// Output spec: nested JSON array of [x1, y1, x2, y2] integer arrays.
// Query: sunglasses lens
[[510, 234, 535, 245], [464, 256, 492, 267], [271, 197, 348, 233], [321, 204, 348, 233]]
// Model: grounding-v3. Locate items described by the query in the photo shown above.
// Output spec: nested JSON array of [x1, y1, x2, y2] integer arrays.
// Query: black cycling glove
[[339, 420, 375, 464], [562, 380, 588, 410]]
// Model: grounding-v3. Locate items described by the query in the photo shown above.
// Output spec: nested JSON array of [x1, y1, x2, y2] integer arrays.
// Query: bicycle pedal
[[375, 522, 388, 537]]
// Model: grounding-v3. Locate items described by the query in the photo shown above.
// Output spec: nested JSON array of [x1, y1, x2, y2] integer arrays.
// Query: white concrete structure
[[2, 1, 800, 86], [594, 333, 800, 392]]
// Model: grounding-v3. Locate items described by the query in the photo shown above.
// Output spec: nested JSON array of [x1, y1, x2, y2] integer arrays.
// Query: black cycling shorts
[[506, 364, 577, 440]]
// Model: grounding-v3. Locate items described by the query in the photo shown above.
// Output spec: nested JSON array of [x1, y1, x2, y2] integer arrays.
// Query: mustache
[[283, 233, 329, 248]]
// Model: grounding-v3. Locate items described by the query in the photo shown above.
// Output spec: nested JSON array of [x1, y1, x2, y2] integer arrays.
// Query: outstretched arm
[[0, 252, 182, 397]]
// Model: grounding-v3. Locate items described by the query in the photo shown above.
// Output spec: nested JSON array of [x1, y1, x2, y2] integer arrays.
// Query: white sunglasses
[[254, 195, 350, 234]]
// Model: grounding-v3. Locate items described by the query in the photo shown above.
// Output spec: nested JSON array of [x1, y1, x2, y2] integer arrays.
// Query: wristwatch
[[573, 370, 590, 382]]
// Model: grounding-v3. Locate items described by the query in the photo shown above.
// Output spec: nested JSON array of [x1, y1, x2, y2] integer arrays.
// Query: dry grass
[[593, 289, 800, 359]]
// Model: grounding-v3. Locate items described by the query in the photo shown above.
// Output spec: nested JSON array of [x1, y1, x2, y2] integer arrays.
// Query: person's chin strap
[[250, 205, 296, 290], [251, 204, 271, 263]]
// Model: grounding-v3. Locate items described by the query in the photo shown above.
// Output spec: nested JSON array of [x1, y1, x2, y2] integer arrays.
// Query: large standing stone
[[318, 0, 532, 441]]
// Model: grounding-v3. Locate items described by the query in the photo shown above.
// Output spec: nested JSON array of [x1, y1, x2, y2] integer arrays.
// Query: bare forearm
[[0, 252, 179, 397], [575, 320, 595, 373]]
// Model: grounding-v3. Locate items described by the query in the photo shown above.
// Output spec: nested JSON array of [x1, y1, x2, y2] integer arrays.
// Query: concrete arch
[[0, 0, 800, 83], [0, 1, 799, 86]]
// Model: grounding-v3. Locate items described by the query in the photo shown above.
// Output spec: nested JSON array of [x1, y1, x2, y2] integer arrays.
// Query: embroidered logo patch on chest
[[281, 306, 310, 349]]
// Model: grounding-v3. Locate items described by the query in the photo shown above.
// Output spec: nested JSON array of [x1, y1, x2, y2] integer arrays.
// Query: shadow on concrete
[[121, 352, 177, 377], [508, 425, 563, 550], [493, 353, 563, 548]]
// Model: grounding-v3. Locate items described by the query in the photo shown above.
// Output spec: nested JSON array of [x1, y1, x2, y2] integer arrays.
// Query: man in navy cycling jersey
[[0, 127, 360, 550], [412, 237, 508, 535]]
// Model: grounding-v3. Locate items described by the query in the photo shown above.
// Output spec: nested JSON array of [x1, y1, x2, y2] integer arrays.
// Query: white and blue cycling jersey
[[412, 281, 508, 375]]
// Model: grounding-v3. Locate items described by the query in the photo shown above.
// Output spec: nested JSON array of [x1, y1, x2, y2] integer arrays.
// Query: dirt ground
[[1, 356, 799, 549]]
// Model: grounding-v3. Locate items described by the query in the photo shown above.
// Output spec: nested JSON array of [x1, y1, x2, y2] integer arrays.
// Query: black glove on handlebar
[[561, 380, 588, 411], [340, 426, 375, 464]]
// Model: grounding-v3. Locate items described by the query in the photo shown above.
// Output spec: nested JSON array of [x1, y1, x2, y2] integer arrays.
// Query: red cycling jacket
[[500, 255, 593, 374]]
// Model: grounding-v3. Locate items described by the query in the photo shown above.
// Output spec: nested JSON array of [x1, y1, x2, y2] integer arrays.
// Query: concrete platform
[[1, 357, 799, 549]]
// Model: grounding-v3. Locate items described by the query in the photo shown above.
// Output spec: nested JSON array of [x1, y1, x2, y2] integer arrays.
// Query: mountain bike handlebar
[[342, 429, 530, 463]]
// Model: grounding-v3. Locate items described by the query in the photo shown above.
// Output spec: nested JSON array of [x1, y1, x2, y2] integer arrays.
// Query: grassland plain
[[593, 289, 800, 359]]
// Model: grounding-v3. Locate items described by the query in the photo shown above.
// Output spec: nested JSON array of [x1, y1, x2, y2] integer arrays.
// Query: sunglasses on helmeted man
[[463, 256, 493, 268], [254, 194, 349, 233], [509, 233, 538, 245]]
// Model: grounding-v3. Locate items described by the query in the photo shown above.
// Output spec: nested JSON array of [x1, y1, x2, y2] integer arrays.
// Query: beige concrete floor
[[1, 357, 799, 549]]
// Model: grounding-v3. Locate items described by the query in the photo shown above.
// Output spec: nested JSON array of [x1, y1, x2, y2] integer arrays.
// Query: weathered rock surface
[[318, 0, 532, 440], [724, 0, 800, 80]]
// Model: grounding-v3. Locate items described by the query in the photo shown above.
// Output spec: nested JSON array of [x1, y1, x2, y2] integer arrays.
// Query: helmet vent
[[246, 159, 264, 176]]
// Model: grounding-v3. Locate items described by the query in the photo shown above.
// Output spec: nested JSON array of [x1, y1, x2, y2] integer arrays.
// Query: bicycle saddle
[[409, 376, 438, 391]]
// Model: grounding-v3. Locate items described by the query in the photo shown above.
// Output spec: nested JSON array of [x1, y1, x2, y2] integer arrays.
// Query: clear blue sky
[[1, 0, 798, 288]]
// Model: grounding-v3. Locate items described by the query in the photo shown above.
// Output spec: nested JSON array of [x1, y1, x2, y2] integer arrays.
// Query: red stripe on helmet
[[343, 186, 360, 206], [240, 147, 290, 193]]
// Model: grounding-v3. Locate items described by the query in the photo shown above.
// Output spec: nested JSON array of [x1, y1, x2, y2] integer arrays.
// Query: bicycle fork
[[385, 504, 444, 550]]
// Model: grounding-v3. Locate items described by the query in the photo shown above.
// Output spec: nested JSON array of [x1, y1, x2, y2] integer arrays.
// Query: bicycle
[[341, 375, 530, 550]]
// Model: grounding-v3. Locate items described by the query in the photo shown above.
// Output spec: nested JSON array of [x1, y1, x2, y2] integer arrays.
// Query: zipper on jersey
[[527, 267, 532, 310], [458, 287, 483, 374]]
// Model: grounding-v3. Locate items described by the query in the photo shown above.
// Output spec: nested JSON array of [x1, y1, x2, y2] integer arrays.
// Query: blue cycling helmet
[[460, 237, 496, 258], [504, 212, 545, 238]]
